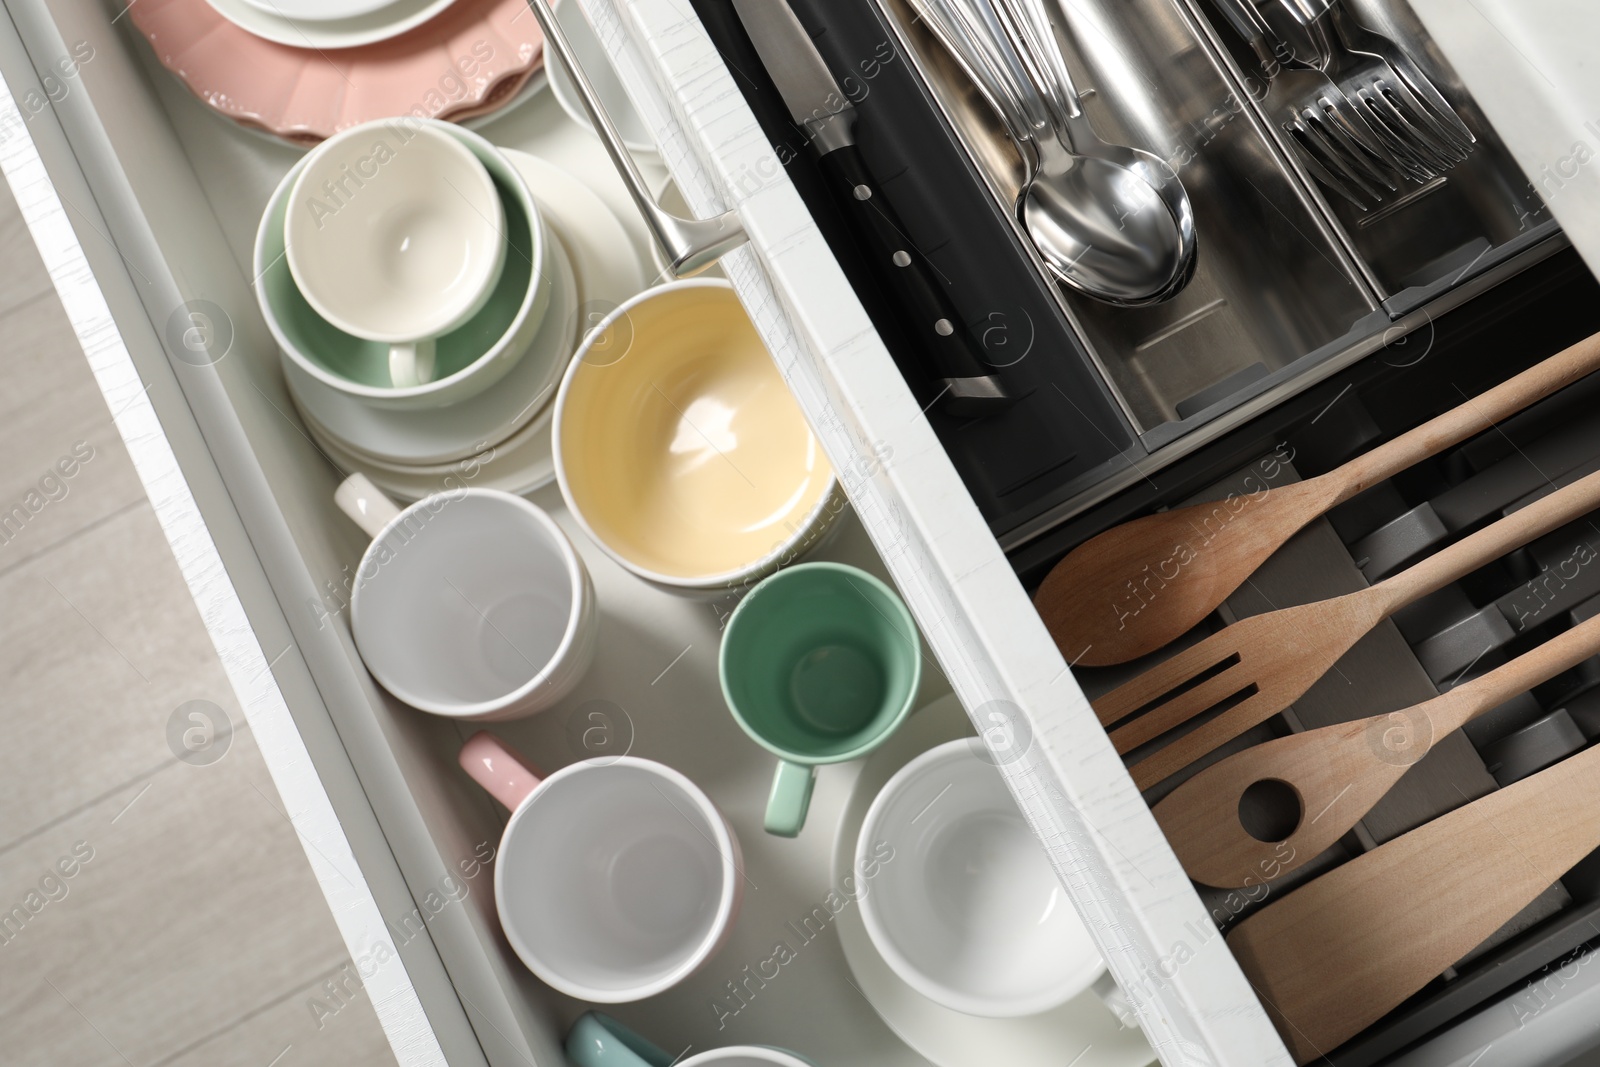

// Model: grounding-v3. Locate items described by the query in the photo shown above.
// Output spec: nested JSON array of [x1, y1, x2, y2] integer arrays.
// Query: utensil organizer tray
[[693, 0, 1565, 548], [6, 0, 1600, 1064], [1012, 251, 1600, 1065]]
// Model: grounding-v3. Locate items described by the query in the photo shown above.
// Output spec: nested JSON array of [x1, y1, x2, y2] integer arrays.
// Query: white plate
[[544, 0, 658, 158], [203, 0, 456, 49], [238, 0, 401, 22], [831, 695, 1157, 1067], [292, 149, 650, 498]]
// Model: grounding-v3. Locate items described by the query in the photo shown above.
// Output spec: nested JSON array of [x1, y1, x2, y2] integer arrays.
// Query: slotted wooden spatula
[[1036, 331, 1600, 666], [1156, 610, 1600, 887], [1095, 466, 1600, 789], [1228, 738, 1600, 1063]]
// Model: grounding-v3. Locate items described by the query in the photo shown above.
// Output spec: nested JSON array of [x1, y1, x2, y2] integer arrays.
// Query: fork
[[1209, 0, 1404, 209], [1095, 465, 1600, 791], [1279, 0, 1473, 177]]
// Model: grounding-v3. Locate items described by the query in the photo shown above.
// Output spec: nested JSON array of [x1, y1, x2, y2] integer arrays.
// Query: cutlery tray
[[694, 0, 1564, 548], [1011, 249, 1600, 1064]]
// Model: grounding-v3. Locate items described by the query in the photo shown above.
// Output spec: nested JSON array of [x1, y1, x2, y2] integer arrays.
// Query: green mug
[[565, 1011, 811, 1067], [719, 562, 921, 837]]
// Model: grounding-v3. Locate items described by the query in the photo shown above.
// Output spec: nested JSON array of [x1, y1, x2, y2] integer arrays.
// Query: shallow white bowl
[[856, 738, 1105, 1018]]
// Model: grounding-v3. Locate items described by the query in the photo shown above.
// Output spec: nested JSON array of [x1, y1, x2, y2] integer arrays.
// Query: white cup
[[857, 738, 1115, 1019], [335, 474, 596, 720], [286, 121, 507, 387], [460, 733, 744, 1002]]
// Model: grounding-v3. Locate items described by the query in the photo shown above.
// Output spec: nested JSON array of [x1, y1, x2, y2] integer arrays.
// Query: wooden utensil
[[1156, 611, 1600, 887], [1095, 466, 1600, 790], [1227, 739, 1600, 1063], [1035, 331, 1600, 666]]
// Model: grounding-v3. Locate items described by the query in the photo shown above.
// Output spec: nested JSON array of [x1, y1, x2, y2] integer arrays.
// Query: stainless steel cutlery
[[1215, 0, 1475, 209], [908, 0, 1197, 304]]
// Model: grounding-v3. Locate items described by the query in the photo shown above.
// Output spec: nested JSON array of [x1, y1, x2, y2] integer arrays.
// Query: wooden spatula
[[1228, 738, 1600, 1064], [1156, 611, 1600, 887], [1094, 466, 1600, 789], [1035, 331, 1600, 666]]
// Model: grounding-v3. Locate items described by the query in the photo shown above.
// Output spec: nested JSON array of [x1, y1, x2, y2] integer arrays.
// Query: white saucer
[[304, 398, 557, 501], [544, 0, 659, 158], [832, 695, 1157, 1067], [547, 53, 658, 159], [238, 0, 399, 21], [203, 0, 456, 48], [294, 149, 649, 500], [284, 228, 577, 465]]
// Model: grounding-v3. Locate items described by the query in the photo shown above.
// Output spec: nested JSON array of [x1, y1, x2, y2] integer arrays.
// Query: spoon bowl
[[1025, 142, 1190, 303]]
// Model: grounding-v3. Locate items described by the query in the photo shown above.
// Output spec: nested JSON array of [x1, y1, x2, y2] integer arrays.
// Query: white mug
[[335, 473, 596, 720], [460, 733, 744, 1002], [286, 121, 507, 386], [857, 738, 1125, 1020]]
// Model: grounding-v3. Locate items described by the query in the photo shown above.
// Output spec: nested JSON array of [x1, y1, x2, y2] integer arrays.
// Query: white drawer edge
[[576, 1, 1292, 1064], [0, 59, 446, 1067], [1407, 0, 1600, 282]]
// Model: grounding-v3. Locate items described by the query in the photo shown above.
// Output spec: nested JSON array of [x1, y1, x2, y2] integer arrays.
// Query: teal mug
[[719, 562, 921, 837], [565, 1012, 811, 1067]]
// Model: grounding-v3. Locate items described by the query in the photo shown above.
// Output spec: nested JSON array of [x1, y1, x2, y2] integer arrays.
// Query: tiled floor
[[0, 170, 396, 1066]]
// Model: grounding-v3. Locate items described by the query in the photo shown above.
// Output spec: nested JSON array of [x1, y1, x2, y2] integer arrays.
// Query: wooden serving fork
[[1156, 610, 1600, 887], [1035, 332, 1600, 666], [1095, 466, 1600, 790]]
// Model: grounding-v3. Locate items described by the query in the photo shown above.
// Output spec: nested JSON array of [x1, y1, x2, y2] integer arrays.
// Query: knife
[[729, 0, 1013, 417]]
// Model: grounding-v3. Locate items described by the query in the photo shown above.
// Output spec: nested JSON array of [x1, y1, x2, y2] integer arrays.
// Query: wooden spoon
[[1034, 331, 1600, 666], [1096, 465, 1600, 789], [1155, 611, 1600, 888], [1227, 738, 1600, 1063]]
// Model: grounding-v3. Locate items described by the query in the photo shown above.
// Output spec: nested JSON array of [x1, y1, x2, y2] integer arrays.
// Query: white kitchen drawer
[[3, 0, 1599, 1065]]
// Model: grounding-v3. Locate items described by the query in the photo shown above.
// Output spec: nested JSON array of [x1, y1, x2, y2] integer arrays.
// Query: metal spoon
[[997, 0, 1197, 302], [910, 0, 1195, 305]]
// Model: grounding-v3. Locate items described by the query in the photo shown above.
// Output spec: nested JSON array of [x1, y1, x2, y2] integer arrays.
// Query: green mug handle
[[765, 760, 817, 838], [565, 1012, 672, 1067]]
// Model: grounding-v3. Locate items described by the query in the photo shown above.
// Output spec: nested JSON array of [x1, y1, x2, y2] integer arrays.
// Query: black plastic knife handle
[[815, 143, 1011, 415]]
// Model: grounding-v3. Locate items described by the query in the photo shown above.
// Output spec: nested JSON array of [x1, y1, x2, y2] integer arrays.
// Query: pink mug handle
[[460, 732, 544, 811]]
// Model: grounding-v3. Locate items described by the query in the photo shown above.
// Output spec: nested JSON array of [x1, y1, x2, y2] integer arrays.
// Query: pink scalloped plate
[[131, 0, 544, 144]]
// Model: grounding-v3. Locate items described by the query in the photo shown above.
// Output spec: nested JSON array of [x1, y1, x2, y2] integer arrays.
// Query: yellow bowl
[[554, 280, 840, 589]]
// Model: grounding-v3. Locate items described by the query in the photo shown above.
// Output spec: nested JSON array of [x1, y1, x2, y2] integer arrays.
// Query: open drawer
[[3, 0, 1599, 1066]]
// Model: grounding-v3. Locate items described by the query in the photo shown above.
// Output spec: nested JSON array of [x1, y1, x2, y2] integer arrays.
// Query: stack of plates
[[131, 0, 546, 143], [288, 149, 649, 502]]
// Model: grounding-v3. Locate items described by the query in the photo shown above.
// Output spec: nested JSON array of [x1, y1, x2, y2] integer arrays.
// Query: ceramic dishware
[[719, 562, 920, 837], [1035, 330, 1600, 665], [258, 121, 556, 414], [206, 0, 456, 46], [831, 695, 1152, 1067], [460, 733, 743, 1002], [544, 0, 658, 156], [287, 121, 506, 387], [334, 473, 596, 720], [553, 280, 841, 591], [566, 1012, 810, 1066], [856, 738, 1104, 1018], [137, 0, 543, 141]]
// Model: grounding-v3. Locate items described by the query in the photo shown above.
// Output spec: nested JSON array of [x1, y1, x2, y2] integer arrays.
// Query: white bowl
[[856, 739, 1106, 1018]]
